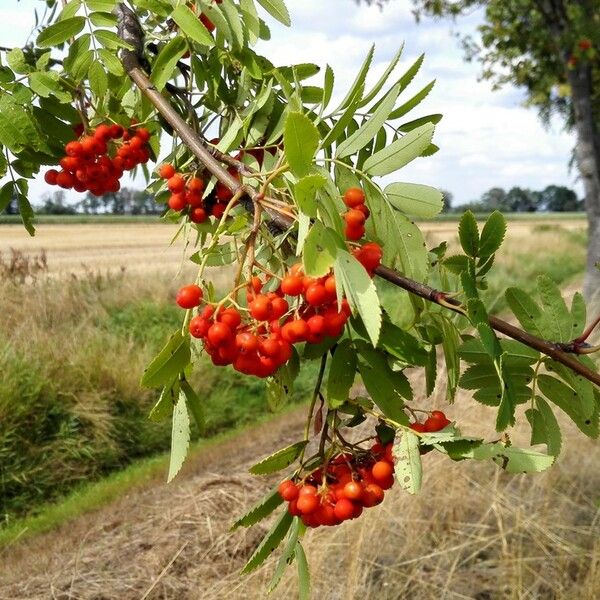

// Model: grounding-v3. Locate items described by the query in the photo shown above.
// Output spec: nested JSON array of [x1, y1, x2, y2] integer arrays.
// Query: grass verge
[[0, 404, 303, 549]]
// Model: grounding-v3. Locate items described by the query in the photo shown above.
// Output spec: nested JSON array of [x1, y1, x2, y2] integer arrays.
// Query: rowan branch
[[114, 3, 600, 389]]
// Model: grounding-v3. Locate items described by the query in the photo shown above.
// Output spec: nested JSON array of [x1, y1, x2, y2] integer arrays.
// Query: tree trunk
[[567, 64, 600, 311]]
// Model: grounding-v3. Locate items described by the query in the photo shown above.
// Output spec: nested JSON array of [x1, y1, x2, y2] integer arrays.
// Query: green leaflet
[[150, 36, 187, 92], [140, 331, 191, 388], [505, 287, 544, 337], [388, 79, 435, 120], [302, 222, 339, 277], [384, 182, 443, 218], [327, 340, 357, 408], [537, 374, 599, 438], [249, 441, 308, 475], [241, 510, 293, 574], [37, 17, 85, 48], [392, 431, 422, 494], [284, 112, 319, 177], [468, 443, 555, 473], [479, 211, 506, 257], [362, 122, 434, 176], [294, 174, 326, 217], [458, 210, 479, 258], [296, 541, 311, 600], [268, 518, 301, 593], [232, 488, 283, 530], [336, 82, 400, 159], [255, 0, 291, 26], [334, 249, 381, 345], [357, 343, 410, 424], [148, 381, 178, 423], [536, 275, 572, 343], [167, 390, 191, 483], [172, 4, 216, 46], [180, 380, 205, 436]]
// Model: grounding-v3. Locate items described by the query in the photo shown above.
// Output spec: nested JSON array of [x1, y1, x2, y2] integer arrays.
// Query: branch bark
[[115, 3, 600, 389]]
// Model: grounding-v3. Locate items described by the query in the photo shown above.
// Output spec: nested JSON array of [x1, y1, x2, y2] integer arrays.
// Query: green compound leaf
[[250, 441, 309, 475], [392, 431, 422, 495], [232, 488, 283, 530]]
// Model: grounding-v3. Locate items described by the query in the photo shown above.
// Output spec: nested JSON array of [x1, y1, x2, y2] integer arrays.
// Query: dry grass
[[1, 375, 599, 600]]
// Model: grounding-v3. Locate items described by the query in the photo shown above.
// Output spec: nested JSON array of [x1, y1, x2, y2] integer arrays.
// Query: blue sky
[[0, 0, 581, 205]]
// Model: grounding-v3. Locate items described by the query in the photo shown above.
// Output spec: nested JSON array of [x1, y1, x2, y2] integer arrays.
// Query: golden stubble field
[[0, 216, 587, 276]]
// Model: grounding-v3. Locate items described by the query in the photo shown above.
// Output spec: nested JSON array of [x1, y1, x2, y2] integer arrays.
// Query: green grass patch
[[0, 404, 302, 549]]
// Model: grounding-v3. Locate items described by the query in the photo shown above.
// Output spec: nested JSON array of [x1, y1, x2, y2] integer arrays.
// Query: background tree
[[405, 0, 600, 304], [440, 188, 453, 212], [540, 184, 583, 211]]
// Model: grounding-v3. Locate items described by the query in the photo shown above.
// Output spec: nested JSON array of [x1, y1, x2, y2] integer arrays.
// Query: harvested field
[[0, 217, 587, 276]]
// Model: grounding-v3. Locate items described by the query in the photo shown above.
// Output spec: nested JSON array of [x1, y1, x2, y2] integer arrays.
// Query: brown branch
[[375, 265, 600, 387], [114, 3, 600, 389]]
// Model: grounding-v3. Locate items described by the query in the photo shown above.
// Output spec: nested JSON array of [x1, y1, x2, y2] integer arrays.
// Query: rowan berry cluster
[[342, 187, 370, 241], [409, 410, 451, 433], [158, 158, 240, 222], [175, 263, 353, 378], [278, 440, 395, 528], [44, 124, 151, 195]]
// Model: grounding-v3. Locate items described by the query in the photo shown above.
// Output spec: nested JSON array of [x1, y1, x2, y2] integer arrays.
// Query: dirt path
[[0, 408, 307, 600]]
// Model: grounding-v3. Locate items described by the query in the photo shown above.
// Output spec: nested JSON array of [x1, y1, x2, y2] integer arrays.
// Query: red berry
[[409, 422, 427, 433], [362, 484, 384, 507], [304, 283, 328, 307], [297, 494, 319, 514], [176, 284, 203, 309], [218, 307, 242, 329], [167, 174, 186, 193], [333, 498, 355, 521], [207, 322, 233, 346], [424, 416, 450, 432], [236, 332, 259, 354], [343, 187, 366, 208], [190, 207, 207, 223], [158, 163, 176, 179], [298, 484, 317, 496], [270, 296, 289, 320], [188, 177, 204, 193], [345, 223, 365, 241], [249, 295, 273, 321], [371, 461, 393, 483], [344, 209, 366, 228], [44, 169, 59, 185], [431, 410, 447, 420], [343, 481, 363, 501], [168, 193, 187, 211], [189, 316, 210, 338], [278, 480, 299, 501], [280, 275, 304, 296]]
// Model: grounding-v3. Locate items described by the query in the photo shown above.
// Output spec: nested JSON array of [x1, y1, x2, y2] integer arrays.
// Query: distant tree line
[[32, 188, 162, 215], [440, 185, 583, 214], [3, 185, 583, 216]]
